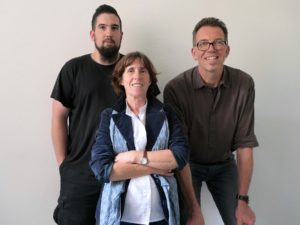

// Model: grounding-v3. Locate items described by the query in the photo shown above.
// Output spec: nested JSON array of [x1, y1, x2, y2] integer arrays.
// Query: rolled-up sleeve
[[89, 109, 115, 183], [165, 106, 189, 171], [232, 78, 259, 150]]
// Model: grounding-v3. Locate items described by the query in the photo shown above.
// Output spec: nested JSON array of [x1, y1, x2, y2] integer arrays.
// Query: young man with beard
[[50, 5, 125, 225]]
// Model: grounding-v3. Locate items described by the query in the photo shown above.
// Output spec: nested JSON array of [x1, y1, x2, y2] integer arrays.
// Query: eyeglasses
[[196, 40, 227, 51]]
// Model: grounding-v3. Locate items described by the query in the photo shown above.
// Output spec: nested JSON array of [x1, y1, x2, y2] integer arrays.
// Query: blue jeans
[[180, 155, 238, 225], [120, 220, 168, 225]]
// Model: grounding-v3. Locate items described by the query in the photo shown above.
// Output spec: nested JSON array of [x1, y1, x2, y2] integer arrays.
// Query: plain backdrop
[[0, 0, 299, 225]]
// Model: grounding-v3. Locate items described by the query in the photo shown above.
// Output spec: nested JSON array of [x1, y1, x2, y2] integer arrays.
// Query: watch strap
[[139, 150, 148, 165], [236, 194, 249, 204], [143, 150, 147, 158]]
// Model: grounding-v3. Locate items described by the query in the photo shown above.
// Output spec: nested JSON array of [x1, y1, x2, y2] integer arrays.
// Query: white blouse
[[121, 101, 165, 224]]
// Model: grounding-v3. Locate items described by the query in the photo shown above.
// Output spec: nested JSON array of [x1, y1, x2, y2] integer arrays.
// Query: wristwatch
[[140, 150, 148, 165], [236, 194, 249, 204]]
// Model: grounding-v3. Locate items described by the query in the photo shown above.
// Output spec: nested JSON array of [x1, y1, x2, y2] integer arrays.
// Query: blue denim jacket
[[90, 96, 188, 225]]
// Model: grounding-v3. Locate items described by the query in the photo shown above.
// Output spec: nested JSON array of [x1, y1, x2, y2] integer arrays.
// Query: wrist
[[236, 194, 249, 204], [136, 151, 143, 163], [139, 150, 148, 165], [187, 201, 201, 213], [191, 204, 202, 214]]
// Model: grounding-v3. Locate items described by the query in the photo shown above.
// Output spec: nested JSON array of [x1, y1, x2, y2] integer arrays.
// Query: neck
[[126, 96, 147, 115], [91, 51, 120, 65], [198, 67, 223, 87]]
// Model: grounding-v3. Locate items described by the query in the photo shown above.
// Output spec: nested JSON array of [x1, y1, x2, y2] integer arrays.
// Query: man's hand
[[186, 205, 205, 225], [236, 201, 256, 225]]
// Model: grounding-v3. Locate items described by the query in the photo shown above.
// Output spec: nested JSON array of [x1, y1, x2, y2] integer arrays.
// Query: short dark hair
[[112, 52, 158, 96], [192, 17, 228, 46], [91, 4, 122, 31]]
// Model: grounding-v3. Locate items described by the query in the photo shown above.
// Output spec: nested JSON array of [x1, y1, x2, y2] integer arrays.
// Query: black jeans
[[53, 179, 102, 225], [180, 156, 238, 225]]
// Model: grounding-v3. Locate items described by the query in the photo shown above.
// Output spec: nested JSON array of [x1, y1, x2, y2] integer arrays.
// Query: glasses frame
[[196, 39, 228, 51]]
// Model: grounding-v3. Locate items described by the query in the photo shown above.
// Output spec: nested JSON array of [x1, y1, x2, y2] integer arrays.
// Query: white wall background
[[1, 0, 299, 224]]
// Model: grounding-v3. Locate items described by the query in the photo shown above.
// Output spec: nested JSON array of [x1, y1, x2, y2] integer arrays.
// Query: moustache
[[103, 38, 115, 44]]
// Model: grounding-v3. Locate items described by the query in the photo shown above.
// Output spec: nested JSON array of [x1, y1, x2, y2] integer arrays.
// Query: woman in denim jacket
[[90, 52, 188, 225]]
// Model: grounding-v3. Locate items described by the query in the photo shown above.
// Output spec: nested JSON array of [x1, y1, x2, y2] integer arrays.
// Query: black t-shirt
[[51, 54, 120, 183]]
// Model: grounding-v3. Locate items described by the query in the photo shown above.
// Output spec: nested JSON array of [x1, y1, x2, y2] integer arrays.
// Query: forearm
[[147, 149, 177, 170], [51, 120, 68, 166], [176, 164, 201, 212], [51, 100, 70, 166], [110, 163, 168, 181], [235, 148, 256, 225], [115, 149, 178, 170], [236, 147, 254, 195]]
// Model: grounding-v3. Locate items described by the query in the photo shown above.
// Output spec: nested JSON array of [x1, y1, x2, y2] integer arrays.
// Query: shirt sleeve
[[89, 109, 115, 183], [50, 60, 75, 109], [163, 82, 189, 136], [232, 78, 259, 150], [165, 105, 189, 170]]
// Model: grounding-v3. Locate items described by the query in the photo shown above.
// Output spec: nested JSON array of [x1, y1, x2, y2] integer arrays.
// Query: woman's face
[[120, 59, 151, 99]]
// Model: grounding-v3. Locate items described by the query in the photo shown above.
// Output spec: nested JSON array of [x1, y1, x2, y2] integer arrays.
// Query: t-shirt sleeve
[[50, 60, 75, 109]]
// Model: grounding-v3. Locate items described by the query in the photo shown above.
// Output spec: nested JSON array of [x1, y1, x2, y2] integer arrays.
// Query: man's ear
[[90, 30, 95, 41], [225, 45, 230, 58], [191, 47, 198, 60], [120, 31, 124, 42]]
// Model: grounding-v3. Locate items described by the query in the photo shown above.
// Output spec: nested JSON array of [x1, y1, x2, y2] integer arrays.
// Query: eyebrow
[[126, 66, 147, 70], [199, 38, 224, 41], [198, 38, 224, 42], [97, 23, 120, 27]]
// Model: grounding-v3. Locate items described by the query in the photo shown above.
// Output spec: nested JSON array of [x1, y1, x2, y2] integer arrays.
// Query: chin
[[131, 93, 147, 99]]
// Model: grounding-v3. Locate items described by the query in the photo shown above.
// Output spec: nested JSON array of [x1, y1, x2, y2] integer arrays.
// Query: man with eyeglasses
[[164, 17, 258, 225]]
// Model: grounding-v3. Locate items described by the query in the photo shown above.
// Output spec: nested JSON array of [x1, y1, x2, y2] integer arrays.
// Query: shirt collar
[[125, 100, 148, 120], [193, 65, 230, 89]]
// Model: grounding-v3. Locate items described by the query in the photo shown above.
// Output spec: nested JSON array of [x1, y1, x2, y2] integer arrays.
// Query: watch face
[[140, 157, 148, 165]]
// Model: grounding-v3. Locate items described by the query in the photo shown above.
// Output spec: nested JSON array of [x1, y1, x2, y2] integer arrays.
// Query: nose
[[207, 42, 216, 51], [133, 71, 145, 79], [105, 27, 113, 37], [133, 71, 141, 78]]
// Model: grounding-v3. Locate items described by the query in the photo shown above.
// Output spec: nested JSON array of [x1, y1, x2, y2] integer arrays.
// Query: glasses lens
[[197, 40, 226, 50], [214, 40, 226, 49], [197, 41, 209, 50]]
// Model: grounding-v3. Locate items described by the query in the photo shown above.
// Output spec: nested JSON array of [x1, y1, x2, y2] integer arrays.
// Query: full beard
[[96, 44, 120, 63]]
